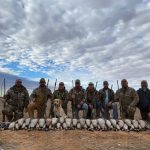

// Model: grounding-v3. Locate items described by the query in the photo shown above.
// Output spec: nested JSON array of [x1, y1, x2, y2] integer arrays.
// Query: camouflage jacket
[[85, 88, 99, 107], [69, 86, 85, 106], [5, 85, 29, 109], [115, 87, 139, 113], [52, 89, 68, 107], [30, 86, 52, 106]]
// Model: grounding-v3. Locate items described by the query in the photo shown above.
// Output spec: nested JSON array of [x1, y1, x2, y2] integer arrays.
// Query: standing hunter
[[27, 78, 52, 118], [2, 79, 29, 121], [115, 79, 139, 119], [99, 81, 114, 119], [51, 82, 68, 117], [86, 82, 99, 119], [137, 80, 150, 120], [68, 79, 88, 118]]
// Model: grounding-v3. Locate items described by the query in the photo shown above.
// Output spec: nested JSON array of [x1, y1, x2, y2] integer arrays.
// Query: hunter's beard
[[142, 87, 147, 91]]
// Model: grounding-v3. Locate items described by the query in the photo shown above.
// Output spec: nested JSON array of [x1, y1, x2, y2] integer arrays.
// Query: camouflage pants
[[140, 109, 149, 120], [27, 102, 45, 118], [122, 106, 136, 119], [121, 111, 135, 119], [2, 105, 23, 121]]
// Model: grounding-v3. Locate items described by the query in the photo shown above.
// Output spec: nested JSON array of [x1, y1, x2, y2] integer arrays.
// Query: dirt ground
[[0, 130, 150, 150]]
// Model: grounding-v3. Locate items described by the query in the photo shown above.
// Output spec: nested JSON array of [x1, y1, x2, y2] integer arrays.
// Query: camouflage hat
[[39, 78, 46, 83], [59, 82, 64, 86], [103, 81, 108, 85], [75, 79, 80, 84], [89, 82, 94, 85]]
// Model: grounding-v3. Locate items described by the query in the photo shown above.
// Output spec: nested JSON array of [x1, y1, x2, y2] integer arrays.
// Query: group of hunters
[[1, 78, 150, 122]]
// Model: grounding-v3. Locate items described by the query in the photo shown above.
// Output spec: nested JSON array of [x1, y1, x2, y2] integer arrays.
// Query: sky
[[0, 0, 150, 91]]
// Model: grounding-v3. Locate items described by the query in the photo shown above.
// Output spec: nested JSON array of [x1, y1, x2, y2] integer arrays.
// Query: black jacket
[[137, 88, 150, 111], [99, 88, 114, 108]]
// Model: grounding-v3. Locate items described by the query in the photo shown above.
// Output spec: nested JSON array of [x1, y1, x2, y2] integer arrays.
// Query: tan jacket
[[115, 87, 139, 113]]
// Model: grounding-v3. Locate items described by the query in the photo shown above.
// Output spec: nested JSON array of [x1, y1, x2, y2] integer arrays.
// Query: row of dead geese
[[8, 118, 150, 132]]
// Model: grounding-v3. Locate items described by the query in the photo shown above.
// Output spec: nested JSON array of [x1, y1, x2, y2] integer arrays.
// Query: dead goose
[[124, 119, 132, 128], [85, 119, 91, 128], [97, 118, 106, 130], [72, 119, 78, 128], [106, 120, 113, 130], [56, 122, 61, 130], [138, 120, 146, 130], [110, 119, 117, 129], [22, 123, 26, 129], [123, 124, 129, 131], [138, 124, 142, 131], [117, 120, 124, 129], [88, 123, 94, 131], [116, 124, 120, 131], [77, 122, 81, 129], [59, 117, 65, 124], [25, 118, 31, 129], [36, 123, 40, 130], [91, 119, 98, 129], [14, 122, 19, 130], [18, 118, 25, 128], [79, 118, 86, 128], [65, 118, 72, 129], [43, 119, 51, 131], [8, 122, 16, 130], [62, 122, 67, 130], [145, 121, 150, 130], [84, 123, 88, 130], [132, 120, 139, 130], [45, 118, 52, 128], [38, 119, 45, 129], [97, 125, 101, 131], [29, 119, 38, 129], [52, 118, 58, 127], [130, 124, 135, 131]]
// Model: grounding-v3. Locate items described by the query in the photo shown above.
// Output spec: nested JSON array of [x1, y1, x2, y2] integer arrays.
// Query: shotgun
[[54, 79, 57, 92], [46, 79, 49, 87], [2, 78, 6, 122]]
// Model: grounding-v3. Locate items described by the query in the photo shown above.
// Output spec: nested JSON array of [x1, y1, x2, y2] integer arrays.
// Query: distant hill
[[0, 72, 39, 95]]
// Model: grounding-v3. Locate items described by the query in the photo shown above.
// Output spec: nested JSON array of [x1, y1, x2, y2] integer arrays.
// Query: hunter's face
[[141, 81, 148, 89], [59, 85, 64, 90], [88, 84, 94, 90], [40, 81, 46, 87], [104, 83, 109, 89], [121, 80, 128, 88], [75, 82, 80, 87], [16, 81, 22, 87]]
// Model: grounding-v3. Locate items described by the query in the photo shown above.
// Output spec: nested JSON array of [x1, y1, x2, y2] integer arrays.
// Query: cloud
[[0, 0, 150, 90]]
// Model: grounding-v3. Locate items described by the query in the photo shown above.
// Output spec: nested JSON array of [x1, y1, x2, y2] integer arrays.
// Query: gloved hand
[[127, 106, 136, 114], [107, 102, 112, 108]]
